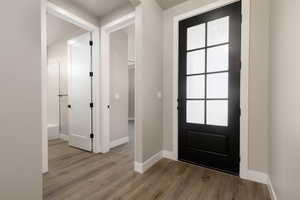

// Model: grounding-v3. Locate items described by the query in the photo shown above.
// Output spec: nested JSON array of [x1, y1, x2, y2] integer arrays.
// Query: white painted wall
[[126, 25, 136, 119], [110, 30, 129, 142], [0, 1, 42, 199], [135, 0, 164, 162], [162, 0, 270, 173], [47, 62, 59, 127], [269, 0, 300, 199]]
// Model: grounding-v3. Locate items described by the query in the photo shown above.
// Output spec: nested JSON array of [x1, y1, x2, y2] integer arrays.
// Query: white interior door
[[68, 32, 92, 151]]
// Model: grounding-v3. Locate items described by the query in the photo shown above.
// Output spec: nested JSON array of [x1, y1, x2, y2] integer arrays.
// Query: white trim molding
[[110, 137, 129, 149], [246, 170, 278, 200], [247, 170, 268, 184], [59, 134, 69, 141], [100, 13, 135, 154], [134, 151, 163, 174], [162, 150, 176, 160], [171, 0, 250, 179], [267, 176, 278, 200]]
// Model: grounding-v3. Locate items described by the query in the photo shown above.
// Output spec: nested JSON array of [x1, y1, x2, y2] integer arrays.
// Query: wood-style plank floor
[[43, 139, 271, 200]]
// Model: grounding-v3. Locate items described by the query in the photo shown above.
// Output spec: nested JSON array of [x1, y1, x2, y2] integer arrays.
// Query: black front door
[[178, 2, 241, 175]]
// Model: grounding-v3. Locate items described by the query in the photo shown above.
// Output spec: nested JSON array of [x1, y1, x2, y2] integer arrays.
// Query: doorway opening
[[47, 12, 93, 154], [108, 22, 136, 161], [42, 2, 100, 173]]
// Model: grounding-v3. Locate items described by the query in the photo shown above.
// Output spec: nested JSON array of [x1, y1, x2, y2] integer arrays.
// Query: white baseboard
[[48, 135, 59, 140], [48, 125, 59, 140], [162, 150, 176, 160], [247, 170, 268, 184], [110, 136, 129, 149], [134, 151, 162, 174], [247, 170, 277, 200], [267, 176, 277, 200], [59, 134, 69, 141]]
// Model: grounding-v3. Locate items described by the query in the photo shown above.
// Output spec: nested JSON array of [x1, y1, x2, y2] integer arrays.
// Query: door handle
[[177, 98, 183, 110]]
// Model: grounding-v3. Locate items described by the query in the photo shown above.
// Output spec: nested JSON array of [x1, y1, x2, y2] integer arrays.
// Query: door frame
[[41, 1, 101, 173], [172, 0, 250, 179], [100, 12, 135, 154]]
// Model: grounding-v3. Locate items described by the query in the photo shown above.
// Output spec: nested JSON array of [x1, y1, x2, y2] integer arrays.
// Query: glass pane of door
[[207, 45, 229, 72], [187, 23, 206, 50], [187, 50, 205, 74], [207, 73, 228, 98], [207, 16, 229, 46], [186, 75, 205, 99], [207, 100, 228, 126], [186, 100, 205, 124]]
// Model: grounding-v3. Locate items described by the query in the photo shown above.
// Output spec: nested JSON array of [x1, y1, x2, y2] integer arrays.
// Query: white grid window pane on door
[[207, 16, 229, 46], [207, 45, 229, 72], [187, 23, 206, 50], [207, 100, 228, 126], [186, 75, 205, 99], [207, 73, 229, 98], [186, 100, 205, 124], [187, 50, 205, 74]]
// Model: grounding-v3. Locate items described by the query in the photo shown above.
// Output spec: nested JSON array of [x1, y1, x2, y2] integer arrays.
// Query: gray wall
[[110, 30, 129, 142], [269, 0, 300, 199], [162, 0, 270, 173], [0, 1, 42, 199], [135, 0, 164, 162]]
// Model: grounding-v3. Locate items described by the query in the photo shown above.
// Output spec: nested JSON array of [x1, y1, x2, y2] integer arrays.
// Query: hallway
[[44, 140, 270, 200]]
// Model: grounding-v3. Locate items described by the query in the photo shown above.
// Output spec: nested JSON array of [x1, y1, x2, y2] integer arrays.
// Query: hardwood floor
[[44, 139, 271, 200]]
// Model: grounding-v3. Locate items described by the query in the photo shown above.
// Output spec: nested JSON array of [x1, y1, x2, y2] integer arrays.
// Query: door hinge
[[90, 133, 94, 139], [68, 105, 71, 108], [89, 72, 94, 77], [90, 103, 94, 108], [89, 41, 93, 46]]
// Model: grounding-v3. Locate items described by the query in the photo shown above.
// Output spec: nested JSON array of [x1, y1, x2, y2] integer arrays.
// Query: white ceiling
[[54, 0, 132, 18], [156, 0, 188, 9], [47, 14, 85, 46]]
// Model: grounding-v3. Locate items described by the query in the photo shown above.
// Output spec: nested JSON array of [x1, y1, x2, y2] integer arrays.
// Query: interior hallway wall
[[268, 0, 300, 199], [162, 0, 270, 173], [109, 30, 129, 142], [0, 1, 42, 199], [135, 0, 164, 162]]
